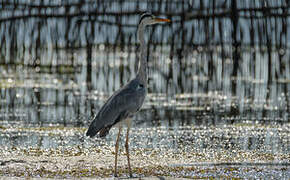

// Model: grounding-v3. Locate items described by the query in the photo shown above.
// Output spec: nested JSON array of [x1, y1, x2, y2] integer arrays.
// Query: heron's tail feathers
[[86, 117, 112, 138], [86, 124, 98, 137]]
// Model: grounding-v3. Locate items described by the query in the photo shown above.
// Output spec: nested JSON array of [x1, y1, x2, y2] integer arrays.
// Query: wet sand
[[0, 151, 289, 179]]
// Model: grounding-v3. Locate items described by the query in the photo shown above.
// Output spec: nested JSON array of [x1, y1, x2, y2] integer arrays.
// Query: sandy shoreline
[[0, 149, 289, 179]]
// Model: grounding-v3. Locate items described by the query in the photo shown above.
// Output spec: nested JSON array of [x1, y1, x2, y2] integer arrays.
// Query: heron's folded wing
[[86, 87, 136, 137]]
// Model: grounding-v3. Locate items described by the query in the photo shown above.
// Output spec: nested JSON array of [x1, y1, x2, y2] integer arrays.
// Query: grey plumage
[[86, 78, 146, 138]]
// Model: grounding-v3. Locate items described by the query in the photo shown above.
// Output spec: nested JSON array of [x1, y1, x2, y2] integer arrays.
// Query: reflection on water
[[1, 125, 289, 153]]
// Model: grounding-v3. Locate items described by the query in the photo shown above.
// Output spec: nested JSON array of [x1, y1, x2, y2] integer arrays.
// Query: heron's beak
[[154, 17, 171, 23]]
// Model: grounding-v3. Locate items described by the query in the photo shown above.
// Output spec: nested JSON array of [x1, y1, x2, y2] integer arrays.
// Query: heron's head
[[138, 13, 171, 26]]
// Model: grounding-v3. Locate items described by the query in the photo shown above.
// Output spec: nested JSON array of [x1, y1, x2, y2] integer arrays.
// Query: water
[[0, 125, 289, 178], [0, 0, 289, 178]]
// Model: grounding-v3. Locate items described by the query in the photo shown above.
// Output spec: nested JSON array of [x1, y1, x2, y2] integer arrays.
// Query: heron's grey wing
[[86, 86, 138, 138]]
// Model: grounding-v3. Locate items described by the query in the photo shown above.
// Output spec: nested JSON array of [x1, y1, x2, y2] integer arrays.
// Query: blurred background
[[0, 0, 289, 128]]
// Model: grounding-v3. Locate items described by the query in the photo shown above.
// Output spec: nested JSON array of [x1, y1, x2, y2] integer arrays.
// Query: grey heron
[[86, 13, 170, 177]]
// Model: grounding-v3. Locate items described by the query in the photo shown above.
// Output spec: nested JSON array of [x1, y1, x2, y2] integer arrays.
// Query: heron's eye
[[137, 84, 144, 89]]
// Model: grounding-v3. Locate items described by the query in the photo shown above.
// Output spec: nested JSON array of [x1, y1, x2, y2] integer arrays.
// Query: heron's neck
[[136, 24, 148, 86]]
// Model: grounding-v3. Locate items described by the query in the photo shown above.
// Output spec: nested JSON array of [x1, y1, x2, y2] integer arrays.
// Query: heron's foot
[[114, 172, 133, 178], [128, 168, 133, 178], [114, 173, 118, 177]]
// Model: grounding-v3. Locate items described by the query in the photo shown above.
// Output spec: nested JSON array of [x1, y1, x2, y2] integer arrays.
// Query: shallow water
[[0, 125, 289, 178]]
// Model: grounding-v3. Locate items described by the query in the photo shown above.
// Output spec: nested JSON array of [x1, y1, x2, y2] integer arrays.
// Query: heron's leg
[[125, 119, 132, 177], [114, 126, 122, 177]]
